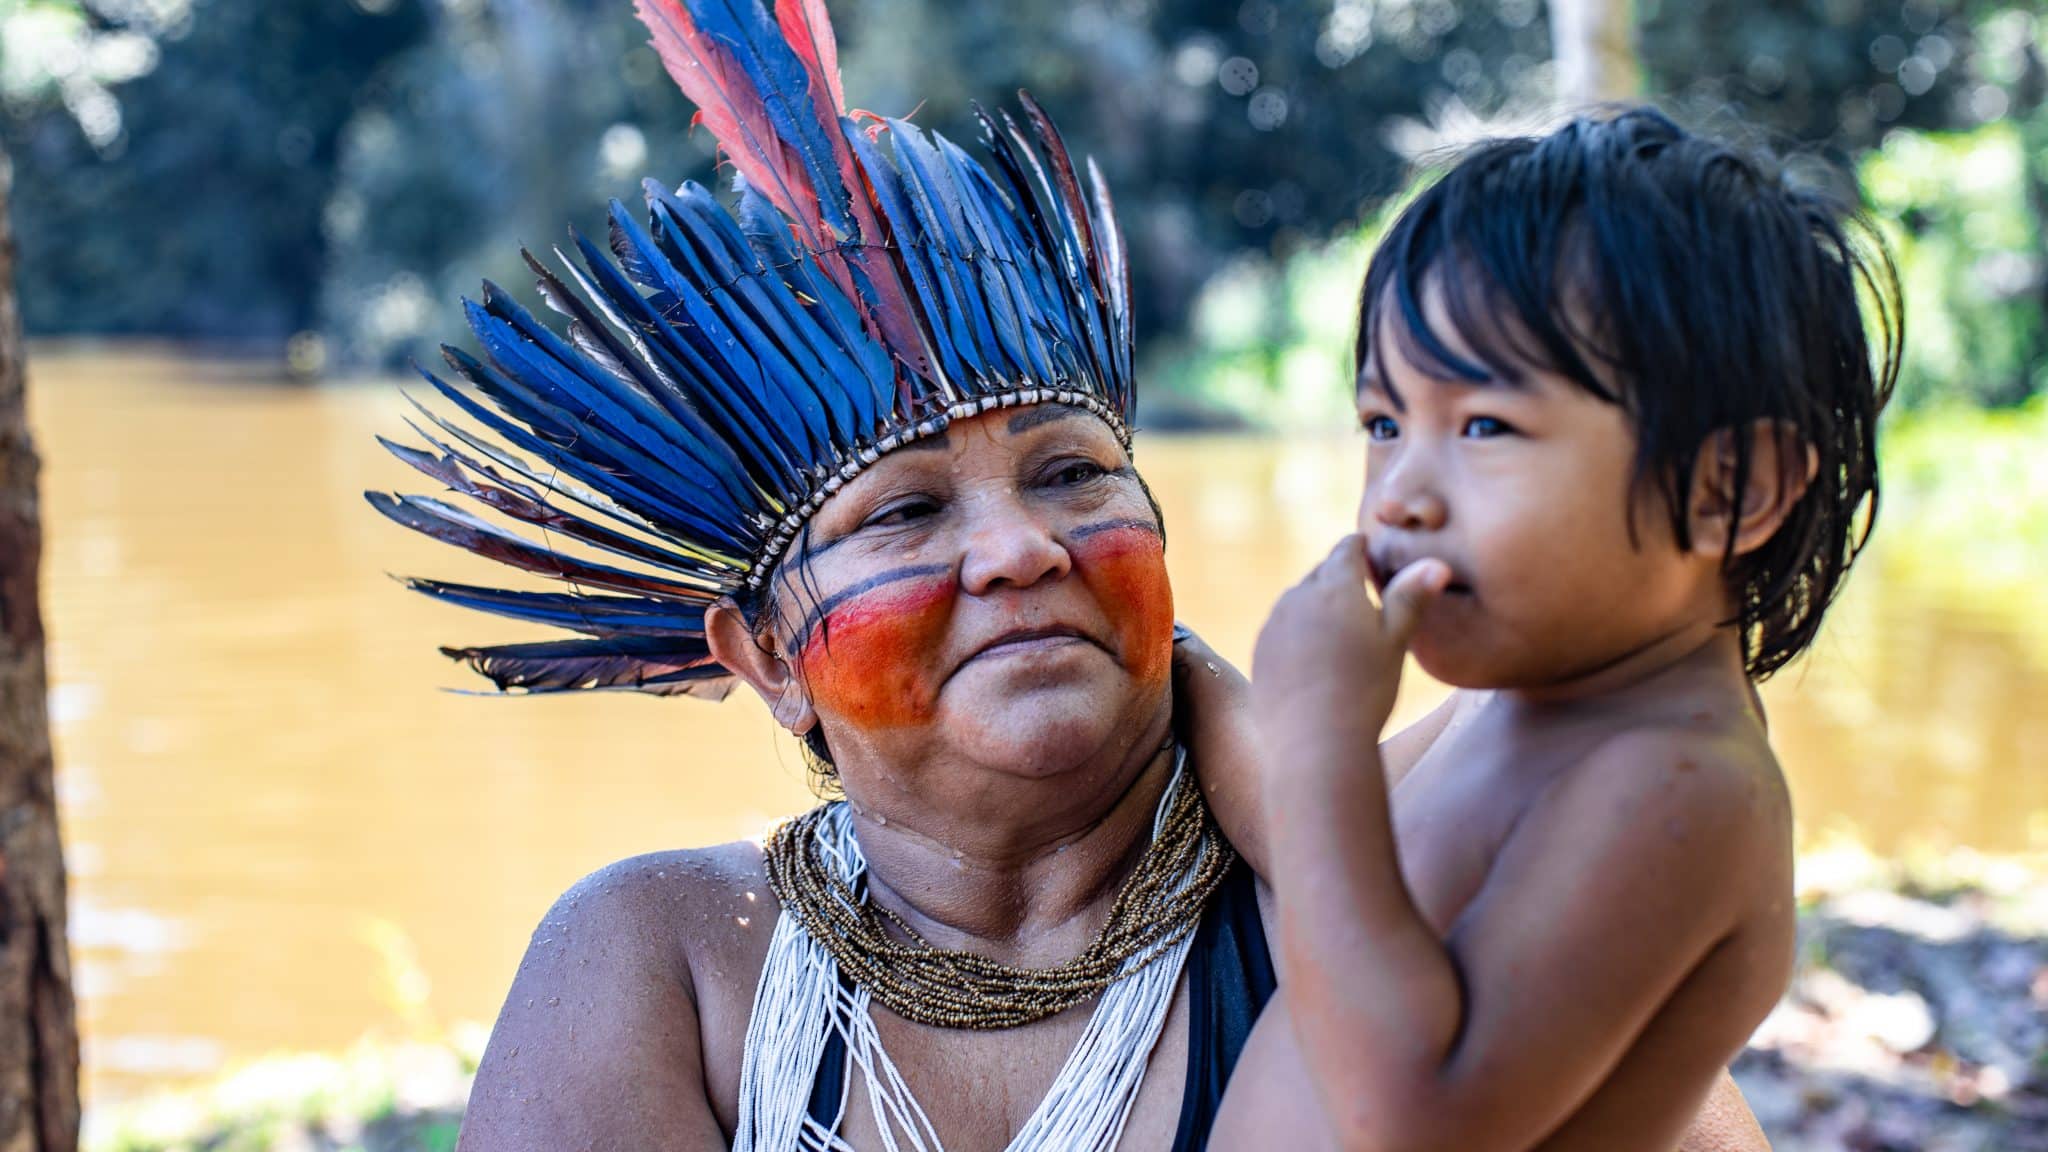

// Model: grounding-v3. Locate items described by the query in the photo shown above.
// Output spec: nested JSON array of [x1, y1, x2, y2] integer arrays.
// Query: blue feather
[[644, 184, 841, 458], [685, 0, 854, 239], [377, 432, 737, 583], [842, 121, 967, 391], [471, 285, 743, 510], [464, 299, 739, 518], [438, 634, 731, 697], [368, 491, 718, 602], [886, 122, 1005, 390], [424, 358, 755, 556], [404, 579, 711, 637], [400, 388, 683, 543], [658, 182, 866, 440], [573, 220, 800, 500], [520, 249, 764, 511], [610, 193, 816, 474]]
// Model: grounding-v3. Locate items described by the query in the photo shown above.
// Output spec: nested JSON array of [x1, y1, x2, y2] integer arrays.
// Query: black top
[[803, 856, 1276, 1150]]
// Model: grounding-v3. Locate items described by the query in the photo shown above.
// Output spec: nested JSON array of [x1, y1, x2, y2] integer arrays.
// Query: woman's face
[[713, 404, 1174, 796]]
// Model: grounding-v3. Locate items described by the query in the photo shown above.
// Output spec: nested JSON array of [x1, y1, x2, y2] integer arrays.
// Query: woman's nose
[[959, 500, 1073, 594]]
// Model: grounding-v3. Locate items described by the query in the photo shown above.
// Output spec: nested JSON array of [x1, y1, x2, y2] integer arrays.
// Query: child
[[1204, 108, 1900, 1150]]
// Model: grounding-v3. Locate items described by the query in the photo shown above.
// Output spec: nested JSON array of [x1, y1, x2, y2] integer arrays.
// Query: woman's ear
[[1688, 421, 1821, 561], [706, 598, 818, 736]]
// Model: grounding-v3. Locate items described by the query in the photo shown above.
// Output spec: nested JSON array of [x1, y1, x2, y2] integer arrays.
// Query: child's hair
[[1357, 107, 1903, 680]]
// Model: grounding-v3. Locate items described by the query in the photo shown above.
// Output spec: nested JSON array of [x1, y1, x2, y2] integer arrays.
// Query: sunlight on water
[[26, 350, 2047, 1107]]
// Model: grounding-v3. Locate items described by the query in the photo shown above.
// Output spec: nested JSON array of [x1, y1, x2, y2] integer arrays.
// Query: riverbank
[[1734, 845, 2048, 1152], [85, 849, 2048, 1152]]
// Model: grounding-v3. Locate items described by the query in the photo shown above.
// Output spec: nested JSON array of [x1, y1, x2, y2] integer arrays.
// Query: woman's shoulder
[[458, 840, 780, 1149], [552, 839, 780, 984]]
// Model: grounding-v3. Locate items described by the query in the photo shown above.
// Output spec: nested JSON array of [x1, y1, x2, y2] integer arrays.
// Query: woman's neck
[[844, 730, 1178, 967]]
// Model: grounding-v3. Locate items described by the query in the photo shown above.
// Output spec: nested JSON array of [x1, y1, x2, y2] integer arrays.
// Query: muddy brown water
[[26, 351, 2046, 1106]]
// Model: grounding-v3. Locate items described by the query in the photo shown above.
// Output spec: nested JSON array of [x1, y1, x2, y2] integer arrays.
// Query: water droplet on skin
[[737, 916, 751, 928], [745, 890, 758, 902], [656, 871, 668, 879], [525, 999, 534, 1008], [874, 813, 887, 826], [509, 1046, 519, 1058], [547, 997, 561, 1007]]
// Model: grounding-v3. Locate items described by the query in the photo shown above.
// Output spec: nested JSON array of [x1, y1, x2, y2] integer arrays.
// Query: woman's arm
[[459, 855, 730, 1151]]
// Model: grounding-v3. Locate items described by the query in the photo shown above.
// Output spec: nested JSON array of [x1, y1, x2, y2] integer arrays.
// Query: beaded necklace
[[762, 754, 1233, 1030], [734, 752, 1232, 1152]]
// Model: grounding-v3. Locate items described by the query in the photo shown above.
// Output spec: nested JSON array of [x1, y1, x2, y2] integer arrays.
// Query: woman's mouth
[[969, 627, 1091, 662]]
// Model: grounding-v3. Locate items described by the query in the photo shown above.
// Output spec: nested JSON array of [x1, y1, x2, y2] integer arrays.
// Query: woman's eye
[[1048, 460, 1107, 487], [1362, 415, 1400, 441], [864, 498, 938, 528], [1462, 416, 1512, 438]]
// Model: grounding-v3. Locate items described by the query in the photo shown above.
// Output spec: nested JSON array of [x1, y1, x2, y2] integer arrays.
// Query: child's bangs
[[1358, 190, 1620, 411]]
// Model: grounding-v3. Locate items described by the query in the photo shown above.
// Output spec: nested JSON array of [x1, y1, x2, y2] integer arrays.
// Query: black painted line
[[786, 562, 954, 647]]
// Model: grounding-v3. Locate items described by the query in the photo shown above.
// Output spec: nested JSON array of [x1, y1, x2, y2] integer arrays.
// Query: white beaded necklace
[[733, 756, 1203, 1152]]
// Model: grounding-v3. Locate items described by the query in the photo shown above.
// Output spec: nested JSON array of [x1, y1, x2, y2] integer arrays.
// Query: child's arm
[[1173, 627, 1464, 882], [1679, 1073, 1774, 1152], [1253, 537, 1779, 1152], [1172, 628, 1270, 876]]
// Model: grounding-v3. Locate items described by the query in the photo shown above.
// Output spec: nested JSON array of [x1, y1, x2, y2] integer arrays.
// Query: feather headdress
[[367, 0, 1135, 699]]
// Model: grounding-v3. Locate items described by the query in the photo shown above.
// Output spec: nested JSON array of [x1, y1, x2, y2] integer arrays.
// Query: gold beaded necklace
[[762, 759, 1234, 1031]]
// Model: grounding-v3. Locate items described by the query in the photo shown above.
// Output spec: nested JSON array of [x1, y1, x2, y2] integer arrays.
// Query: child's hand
[[1251, 534, 1450, 752]]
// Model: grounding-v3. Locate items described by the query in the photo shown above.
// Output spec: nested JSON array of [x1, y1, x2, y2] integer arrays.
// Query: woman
[[369, 1, 1774, 1148]]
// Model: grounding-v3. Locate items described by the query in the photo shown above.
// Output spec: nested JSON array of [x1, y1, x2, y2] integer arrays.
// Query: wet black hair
[[732, 546, 844, 794], [1358, 107, 1902, 680]]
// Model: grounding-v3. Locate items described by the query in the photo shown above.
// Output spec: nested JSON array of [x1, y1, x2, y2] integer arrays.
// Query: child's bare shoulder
[[1540, 720, 1791, 890]]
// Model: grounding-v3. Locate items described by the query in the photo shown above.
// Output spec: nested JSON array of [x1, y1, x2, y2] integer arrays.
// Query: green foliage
[[4, 0, 1558, 366], [5, 0, 430, 341], [1149, 183, 1415, 430], [87, 1037, 479, 1152], [1863, 120, 2048, 407], [1877, 396, 2048, 657], [8, 0, 2048, 412]]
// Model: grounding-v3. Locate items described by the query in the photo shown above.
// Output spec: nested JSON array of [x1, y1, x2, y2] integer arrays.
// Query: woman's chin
[[940, 688, 1157, 781]]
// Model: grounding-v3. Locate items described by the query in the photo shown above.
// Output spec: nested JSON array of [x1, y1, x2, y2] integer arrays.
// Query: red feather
[[775, 0, 845, 120], [635, 0, 829, 253], [770, 0, 924, 368]]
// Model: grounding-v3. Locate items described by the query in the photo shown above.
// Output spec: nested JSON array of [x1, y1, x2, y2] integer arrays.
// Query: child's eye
[[1362, 415, 1400, 441], [1462, 416, 1513, 439]]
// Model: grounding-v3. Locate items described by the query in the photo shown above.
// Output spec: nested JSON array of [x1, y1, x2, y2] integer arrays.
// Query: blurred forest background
[[6, 0, 2048, 419], [3, 2, 2047, 1151]]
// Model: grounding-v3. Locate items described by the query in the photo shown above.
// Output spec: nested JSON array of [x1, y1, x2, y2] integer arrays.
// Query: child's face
[[1356, 284, 1720, 690]]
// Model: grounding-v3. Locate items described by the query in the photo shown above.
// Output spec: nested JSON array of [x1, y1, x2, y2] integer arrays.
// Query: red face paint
[[798, 573, 956, 730], [1071, 523, 1174, 689], [797, 522, 1172, 733]]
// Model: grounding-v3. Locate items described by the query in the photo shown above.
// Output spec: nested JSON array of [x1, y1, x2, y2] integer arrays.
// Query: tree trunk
[[2013, 39, 2048, 407], [0, 143, 80, 1152], [1549, 0, 1642, 109]]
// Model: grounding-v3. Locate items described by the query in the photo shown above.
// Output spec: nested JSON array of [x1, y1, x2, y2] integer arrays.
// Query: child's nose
[[1370, 486, 1448, 532]]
